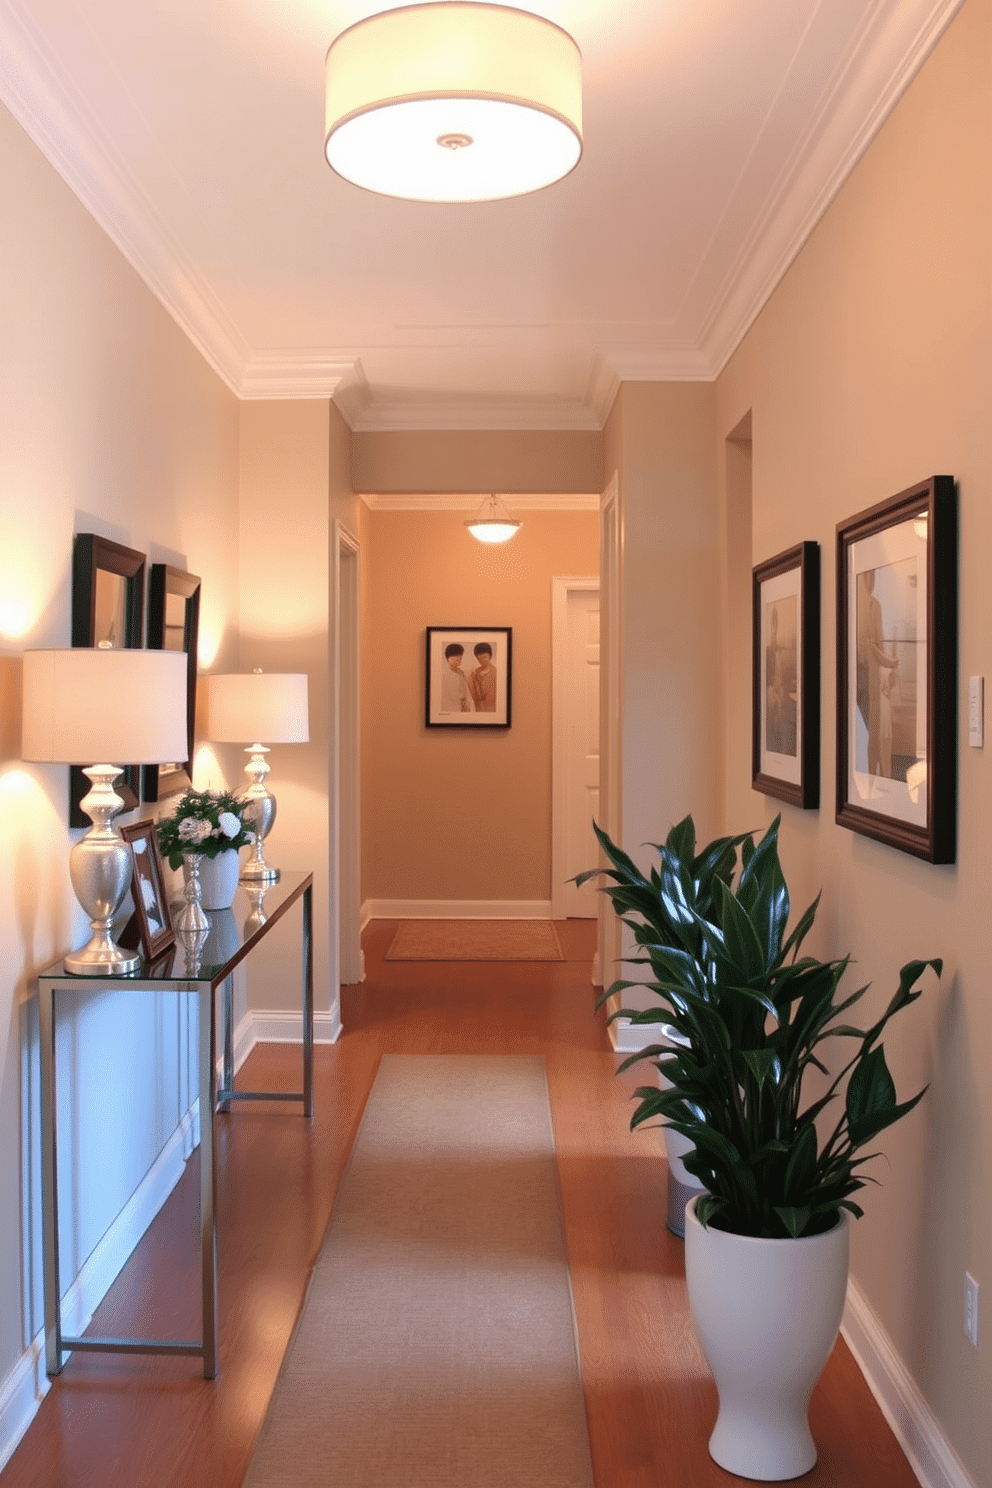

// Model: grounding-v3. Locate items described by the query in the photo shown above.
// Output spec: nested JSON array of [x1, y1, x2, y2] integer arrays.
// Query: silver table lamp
[[205, 671, 309, 884], [22, 647, 188, 975]]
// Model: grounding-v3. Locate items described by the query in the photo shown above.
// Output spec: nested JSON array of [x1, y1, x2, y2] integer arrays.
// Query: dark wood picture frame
[[425, 627, 512, 728], [143, 564, 201, 802], [836, 475, 956, 863], [752, 541, 820, 809], [120, 820, 175, 962], [70, 533, 145, 828]]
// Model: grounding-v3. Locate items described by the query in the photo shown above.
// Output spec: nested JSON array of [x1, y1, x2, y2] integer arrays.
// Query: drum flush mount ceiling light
[[324, 3, 583, 203]]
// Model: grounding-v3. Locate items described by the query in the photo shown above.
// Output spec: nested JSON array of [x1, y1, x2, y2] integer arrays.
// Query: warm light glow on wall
[[0, 766, 44, 801], [0, 596, 34, 639], [191, 742, 227, 791], [197, 626, 222, 669]]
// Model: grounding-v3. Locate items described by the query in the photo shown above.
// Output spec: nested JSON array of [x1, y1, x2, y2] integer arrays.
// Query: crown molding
[[700, 0, 967, 374], [0, 0, 251, 395], [0, 0, 964, 423], [239, 351, 366, 404], [359, 492, 600, 512]]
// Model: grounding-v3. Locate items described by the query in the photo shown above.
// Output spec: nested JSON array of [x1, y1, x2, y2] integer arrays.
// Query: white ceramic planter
[[196, 850, 241, 911], [683, 1194, 850, 1481]]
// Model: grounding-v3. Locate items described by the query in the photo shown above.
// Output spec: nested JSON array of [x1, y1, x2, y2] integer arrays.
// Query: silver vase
[[175, 853, 210, 935]]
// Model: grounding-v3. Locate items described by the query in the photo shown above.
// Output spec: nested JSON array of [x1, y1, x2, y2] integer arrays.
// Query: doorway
[[332, 520, 362, 1011], [551, 576, 600, 920]]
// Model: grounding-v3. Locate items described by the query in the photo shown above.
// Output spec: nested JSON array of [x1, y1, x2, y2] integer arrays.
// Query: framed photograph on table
[[426, 627, 512, 728], [752, 541, 820, 809], [121, 820, 175, 961], [836, 475, 956, 863]]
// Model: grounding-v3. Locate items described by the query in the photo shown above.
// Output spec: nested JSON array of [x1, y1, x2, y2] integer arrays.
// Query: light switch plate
[[969, 676, 984, 748]]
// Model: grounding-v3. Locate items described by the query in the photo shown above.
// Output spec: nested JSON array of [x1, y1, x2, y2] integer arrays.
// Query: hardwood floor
[[2, 919, 920, 1487]]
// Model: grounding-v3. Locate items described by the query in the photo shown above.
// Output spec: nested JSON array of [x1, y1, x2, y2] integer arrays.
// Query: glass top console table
[[37, 870, 314, 1380]]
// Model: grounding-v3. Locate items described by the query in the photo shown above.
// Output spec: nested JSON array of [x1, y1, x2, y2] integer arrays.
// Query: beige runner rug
[[385, 918, 564, 961], [244, 1055, 595, 1488]]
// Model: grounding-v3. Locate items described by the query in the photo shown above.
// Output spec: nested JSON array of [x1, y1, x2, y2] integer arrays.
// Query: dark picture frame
[[70, 533, 145, 827], [836, 475, 957, 863], [426, 627, 512, 728], [752, 541, 820, 809], [120, 820, 175, 962], [143, 564, 201, 803]]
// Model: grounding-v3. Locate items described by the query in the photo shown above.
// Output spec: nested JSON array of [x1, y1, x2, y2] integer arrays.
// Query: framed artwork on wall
[[143, 564, 201, 802], [70, 533, 145, 827], [120, 820, 175, 962], [752, 541, 820, 809], [425, 627, 512, 727], [836, 475, 956, 863]]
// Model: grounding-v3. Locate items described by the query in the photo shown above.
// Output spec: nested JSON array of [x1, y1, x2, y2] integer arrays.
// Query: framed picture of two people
[[426, 627, 511, 728]]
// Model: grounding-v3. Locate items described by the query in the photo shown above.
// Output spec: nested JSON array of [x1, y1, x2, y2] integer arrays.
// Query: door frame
[[597, 474, 622, 990], [331, 520, 362, 1000], [551, 575, 600, 920]]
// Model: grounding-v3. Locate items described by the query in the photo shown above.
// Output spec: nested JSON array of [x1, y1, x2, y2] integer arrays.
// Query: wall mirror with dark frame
[[70, 533, 145, 828], [143, 564, 201, 802]]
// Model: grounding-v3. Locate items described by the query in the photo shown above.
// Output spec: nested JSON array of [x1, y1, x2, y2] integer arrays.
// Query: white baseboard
[[608, 1017, 668, 1056], [0, 1013, 338, 1473], [0, 1113, 193, 1471], [233, 1008, 341, 1071], [842, 1278, 978, 1488], [0, 1340, 47, 1475], [58, 1123, 191, 1346], [362, 898, 553, 920]]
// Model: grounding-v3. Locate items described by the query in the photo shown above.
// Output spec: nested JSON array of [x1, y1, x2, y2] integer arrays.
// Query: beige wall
[[609, 382, 723, 850], [715, 0, 990, 1479], [601, 381, 723, 1011], [362, 508, 598, 904], [230, 401, 361, 1020], [353, 428, 603, 494], [0, 101, 240, 1391]]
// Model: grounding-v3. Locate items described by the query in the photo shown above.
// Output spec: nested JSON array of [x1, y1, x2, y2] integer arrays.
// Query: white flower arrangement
[[157, 789, 255, 871]]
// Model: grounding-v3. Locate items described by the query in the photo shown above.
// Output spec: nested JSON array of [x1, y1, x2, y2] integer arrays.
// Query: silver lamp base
[[66, 766, 140, 976], [239, 743, 279, 883]]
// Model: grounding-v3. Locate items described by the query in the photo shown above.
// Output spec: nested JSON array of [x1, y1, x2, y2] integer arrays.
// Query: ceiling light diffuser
[[324, 3, 583, 203], [464, 494, 522, 543]]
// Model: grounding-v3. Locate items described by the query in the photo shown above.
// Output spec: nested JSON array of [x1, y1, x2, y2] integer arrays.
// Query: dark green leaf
[[773, 1205, 812, 1238]]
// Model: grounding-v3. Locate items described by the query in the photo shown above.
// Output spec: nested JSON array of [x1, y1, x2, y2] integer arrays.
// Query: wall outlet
[[965, 1272, 980, 1347]]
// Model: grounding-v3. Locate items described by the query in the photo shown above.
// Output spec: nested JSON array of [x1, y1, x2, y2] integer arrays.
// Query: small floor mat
[[385, 919, 564, 961]]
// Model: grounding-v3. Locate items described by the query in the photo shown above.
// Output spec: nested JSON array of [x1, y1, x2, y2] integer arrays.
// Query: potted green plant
[[157, 788, 255, 911], [578, 813, 939, 1481]]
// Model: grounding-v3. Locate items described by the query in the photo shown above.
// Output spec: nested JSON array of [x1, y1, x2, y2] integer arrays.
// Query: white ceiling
[[0, 0, 963, 431]]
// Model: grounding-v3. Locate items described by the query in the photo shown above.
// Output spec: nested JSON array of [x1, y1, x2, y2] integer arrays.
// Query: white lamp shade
[[206, 673, 310, 745], [22, 648, 189, 765], [324, 3, 582, 202]]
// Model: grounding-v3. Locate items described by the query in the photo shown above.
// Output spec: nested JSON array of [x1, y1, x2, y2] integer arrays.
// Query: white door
[[552, 578, 600, 918]]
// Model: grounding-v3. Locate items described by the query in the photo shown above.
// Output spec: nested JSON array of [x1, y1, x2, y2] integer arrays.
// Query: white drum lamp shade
[[22, 647, 188, 975], [22, 648, 188, 766], [206, 673, 310, 745], [324, 3, 583, 202], [205, 672, 309, 885]]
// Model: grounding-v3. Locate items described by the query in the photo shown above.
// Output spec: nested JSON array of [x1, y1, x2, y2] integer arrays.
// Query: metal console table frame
[[38, 870, 313, 1380]]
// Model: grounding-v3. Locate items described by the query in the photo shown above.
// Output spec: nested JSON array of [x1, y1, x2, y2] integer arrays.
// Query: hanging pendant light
[[464, 494, 522, 543], [324, 3, 583, 203]]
